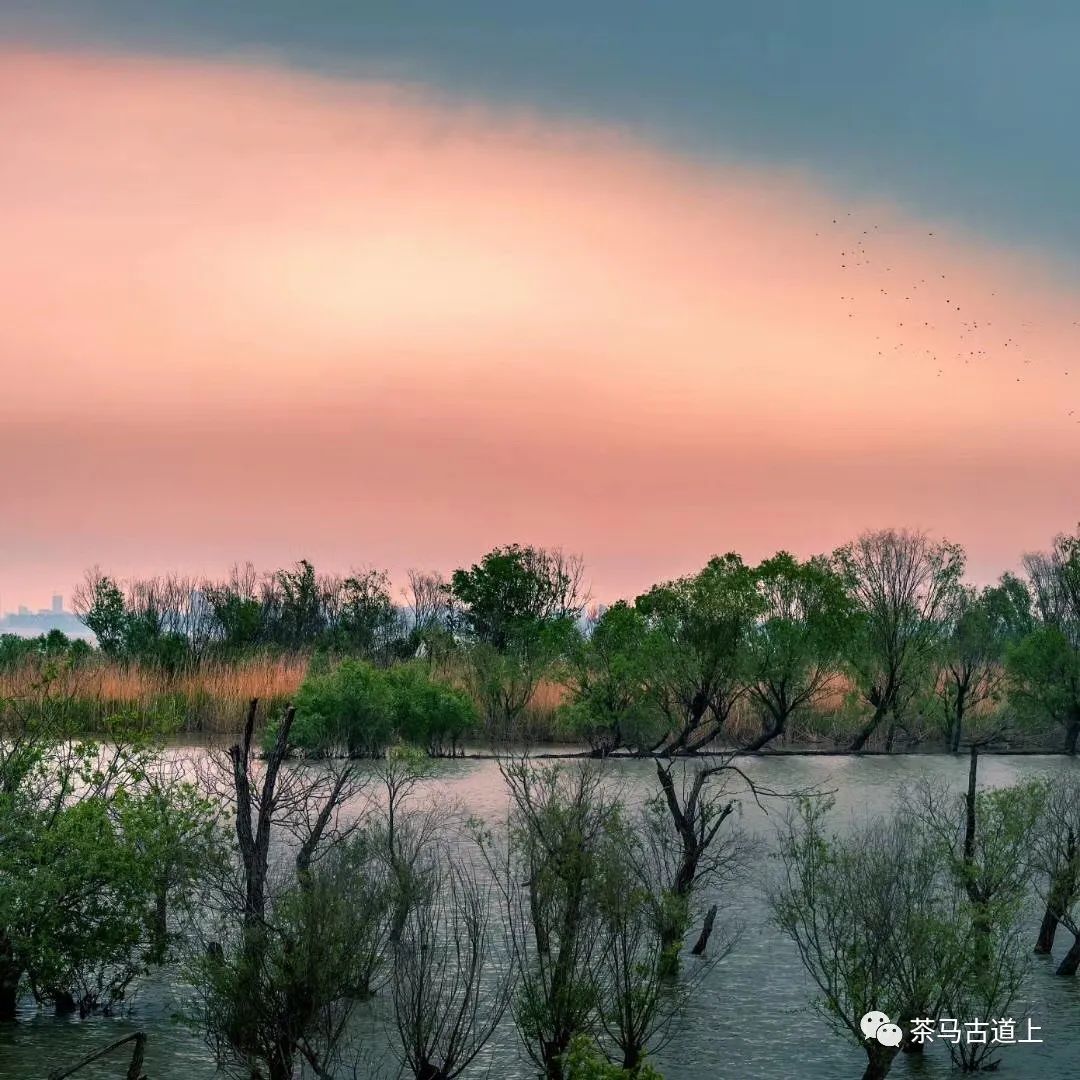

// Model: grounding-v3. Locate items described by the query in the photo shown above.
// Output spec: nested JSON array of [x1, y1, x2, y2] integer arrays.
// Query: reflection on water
[[3, 754, 1079, 1079]]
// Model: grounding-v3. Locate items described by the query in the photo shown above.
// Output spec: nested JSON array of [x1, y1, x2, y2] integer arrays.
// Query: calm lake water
[[4, 753, 1080, 1080]]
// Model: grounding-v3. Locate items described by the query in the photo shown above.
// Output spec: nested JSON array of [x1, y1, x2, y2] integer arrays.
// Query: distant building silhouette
[[0, 594, 91, 639]]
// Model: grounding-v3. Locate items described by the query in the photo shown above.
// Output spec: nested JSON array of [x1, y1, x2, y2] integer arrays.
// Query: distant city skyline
[[0, 592, 88, 639]]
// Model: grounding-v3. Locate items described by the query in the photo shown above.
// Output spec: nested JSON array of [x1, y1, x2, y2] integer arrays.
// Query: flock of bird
[[817, 211, 1078, 422]]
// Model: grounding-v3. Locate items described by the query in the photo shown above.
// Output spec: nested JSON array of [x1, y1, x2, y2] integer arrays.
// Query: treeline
[[8, 526, 1080, 753], [7, 705, 1080, 1080]]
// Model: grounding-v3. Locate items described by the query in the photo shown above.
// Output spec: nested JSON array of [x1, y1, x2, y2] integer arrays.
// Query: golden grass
[[0, 655, 309, 734]]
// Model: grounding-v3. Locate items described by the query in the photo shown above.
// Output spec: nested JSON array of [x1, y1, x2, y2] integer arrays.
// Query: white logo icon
[[860, 1011, 903, 1047]]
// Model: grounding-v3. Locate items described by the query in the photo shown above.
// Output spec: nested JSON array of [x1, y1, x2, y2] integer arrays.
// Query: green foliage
[[0, 730, 221, 1017], [194, 848, 396, 1080], [205, 587, 265, 654], [635, 553, 762, 750], [563, 1035, 664, 1080], [389, 663, 477, 756], [284, 658, 396, 757], [326, 569, 401, 654], [281, 659, 477, 757], [932, 583, 1021, 749], [1004, 527, 1080, 752], [1007, 626, 1080, 748], [563, 602, 664, 754], [78, 574, 129, 657], [451, 544, 584, 650], [743, 552, 855, 745]]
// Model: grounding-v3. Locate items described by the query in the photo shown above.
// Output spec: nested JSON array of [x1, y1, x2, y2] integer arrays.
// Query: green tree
[[1008, 628, 1080, 752], [327, 568, 402, 657], [73, 570, 129, 657], [389, 664, 477, 757], [635, 554, 762, 753], [1007, 528, 1080, 753], [904, 754, 1041, 1072], [742, 552, 855, 750], [205, 570, 266, 655], [773, 798, 968, 1080], [283, 659, 396, 757], [935, 580, 1027, 752], [195, 703, 370, 1079], [486, 760, 620, 1080], [450, 544, 586, 650], [563, 603, 663, 756], [267, 559, 326, 649], [0, 718, 217, 1019]]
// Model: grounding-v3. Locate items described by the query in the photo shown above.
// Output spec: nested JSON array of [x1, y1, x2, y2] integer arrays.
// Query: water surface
[[4, 753, 1079, 1080]]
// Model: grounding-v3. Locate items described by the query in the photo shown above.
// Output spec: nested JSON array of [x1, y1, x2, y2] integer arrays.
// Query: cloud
[[1, 46, 1078, 602]]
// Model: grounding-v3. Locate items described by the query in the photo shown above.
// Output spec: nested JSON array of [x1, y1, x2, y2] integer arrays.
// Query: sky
[[2, 3, 1079, 609]]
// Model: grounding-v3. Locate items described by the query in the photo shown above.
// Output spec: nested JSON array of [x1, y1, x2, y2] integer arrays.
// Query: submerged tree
[[645, 758, 756, 974], [483, 759, 621, 1080], [193, 699, 376, 1080], [389, 860, 513, 1080], [0, 697, 218, 1020], [1031, 773, 1080, 972], [773, 798, 968, 1080], [903, 750, 1042, 1072]]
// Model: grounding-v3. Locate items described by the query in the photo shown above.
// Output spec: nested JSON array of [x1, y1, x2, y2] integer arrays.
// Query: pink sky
[[2, 46, 1079, 609]]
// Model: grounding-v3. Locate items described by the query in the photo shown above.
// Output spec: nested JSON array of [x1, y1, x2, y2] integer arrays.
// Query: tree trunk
[[125, 1033, 147, 1080], [541, 1038, 566, 1080], [1034, 902, 1060, 954], [692, 904, 718, 955], [950, 677, 968, 753], [0, 978, 17, 1023], [149, 881, 169, 965], [962, 744, 979, 896], [861, 1042, 897, 1080], [1056, 933, 1080, 977], [1065, 714, 1080, 756], [267, 1039, 294, 1080], [658, 915, 684, 978], [53, 990, 77, 1016], [849, 700, 889, 752], [0, 955, 20, 1022], [741, 716, 786, 753]]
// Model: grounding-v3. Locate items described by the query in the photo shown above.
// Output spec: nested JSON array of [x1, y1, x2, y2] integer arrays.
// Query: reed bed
[[0, 655, 308, 734]]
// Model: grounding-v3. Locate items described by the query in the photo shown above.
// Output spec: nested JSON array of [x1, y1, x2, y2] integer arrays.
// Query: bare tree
[[405, 569, 451, 642], [482, 758, 619, 1080], [389, 860, 512, 1080], [594, 825, 720, 1071], [193, 699, 374, 1080], [539, 548, 590, 624], [646, 757, 759, 972]]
